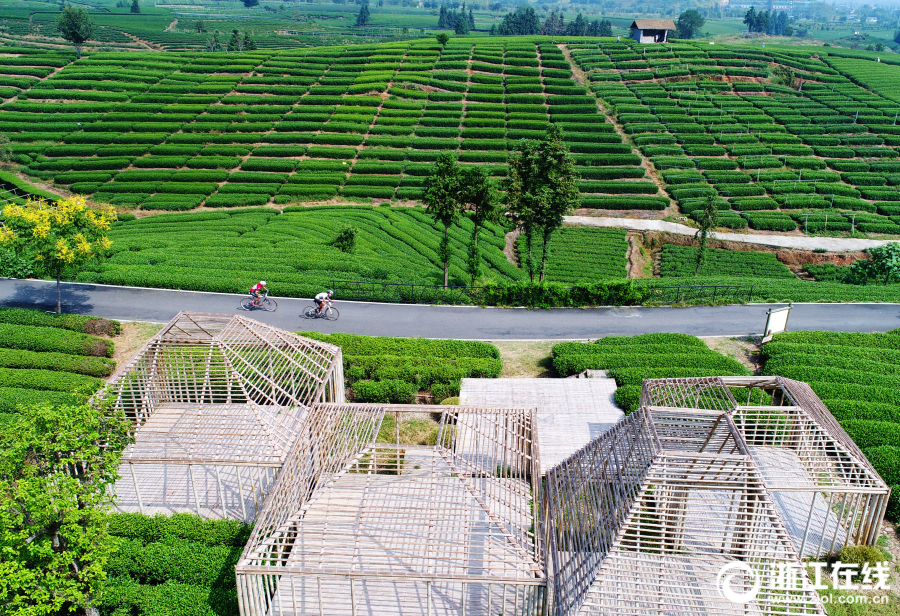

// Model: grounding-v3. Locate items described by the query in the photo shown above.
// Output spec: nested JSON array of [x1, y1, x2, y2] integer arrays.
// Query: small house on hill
[[630, 19, 676, 43]]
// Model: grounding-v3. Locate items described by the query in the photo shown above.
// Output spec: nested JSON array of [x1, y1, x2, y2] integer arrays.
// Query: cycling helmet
[[260, 280, 266, 285], [327, 289, 334, 295]]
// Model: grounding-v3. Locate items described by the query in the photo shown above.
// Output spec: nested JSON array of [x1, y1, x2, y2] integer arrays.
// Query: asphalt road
[[2, 279, 899, 339]]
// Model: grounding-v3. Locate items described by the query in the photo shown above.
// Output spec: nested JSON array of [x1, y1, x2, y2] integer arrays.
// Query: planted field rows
[[2, 37, 659, 212], [761, 330, 900, 508], [85, 206, 629, 293], [0, 308, 119, 425], [576, 40, 900, 236]]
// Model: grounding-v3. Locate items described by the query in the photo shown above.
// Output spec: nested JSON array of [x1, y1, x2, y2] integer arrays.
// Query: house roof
[[631, 19, 676, 30]]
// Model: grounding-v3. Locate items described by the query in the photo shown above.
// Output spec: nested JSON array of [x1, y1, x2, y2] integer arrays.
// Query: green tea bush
[[0, 323, 112, 357]]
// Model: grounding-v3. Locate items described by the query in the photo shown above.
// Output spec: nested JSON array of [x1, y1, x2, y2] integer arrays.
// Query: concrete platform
[[459, 378, 623, 474]]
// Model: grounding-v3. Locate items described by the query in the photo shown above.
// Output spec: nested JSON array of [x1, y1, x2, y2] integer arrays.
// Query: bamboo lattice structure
[[106, 312, 344, 520], [642, 376, 891, 558], [236, 403, 546, 616], [545, 405, 827, 616]]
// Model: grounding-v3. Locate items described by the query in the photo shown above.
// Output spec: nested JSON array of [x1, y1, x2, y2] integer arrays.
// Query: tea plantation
[[551, 333, 750, 412], [0, 308, 119, 424], [301, 330, 501, 402], [3, 39, 656, 210], [761, 330, 900, 522]]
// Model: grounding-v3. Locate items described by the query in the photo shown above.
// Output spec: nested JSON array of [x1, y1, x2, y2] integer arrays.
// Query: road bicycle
[[303, 300, 339, 321], [240, 291, 277, 312]]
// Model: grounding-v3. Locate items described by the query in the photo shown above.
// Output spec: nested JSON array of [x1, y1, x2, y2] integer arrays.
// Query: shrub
[[0, 367, 101, 393], [0, 341, 116, 376], [0, 308, 119, 336], [0, 323, 112, 357], [0, 387, 77, 414], [351, 379, 417, 403]]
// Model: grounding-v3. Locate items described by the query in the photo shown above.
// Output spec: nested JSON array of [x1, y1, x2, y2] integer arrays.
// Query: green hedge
[[0, 323, 113, 357], [0, 307, 120, 335], [108, 512, 251, 547], [0, 387, 77, 414], [0, 367, 101, 393], [299, 332, 500, 359], [862, 446, 900, 485], [0, 348, 114, 377], [106, 537, 240, 589], [351, 379, 418, 403]]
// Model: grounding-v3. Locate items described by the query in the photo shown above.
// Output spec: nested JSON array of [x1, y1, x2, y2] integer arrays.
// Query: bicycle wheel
[[239, 297, 254, 311], [262, 298, 278, 312], [303, 305, 317, 319], [325, 307, 340, 321]]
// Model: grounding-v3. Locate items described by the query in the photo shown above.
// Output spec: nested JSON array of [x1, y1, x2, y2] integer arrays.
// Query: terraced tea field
[[2, 39, 657, 212], [574, 41, 900, 236]]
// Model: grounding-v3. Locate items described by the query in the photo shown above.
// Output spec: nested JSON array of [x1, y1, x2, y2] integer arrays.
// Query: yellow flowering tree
[[0, 198, 115, 314]]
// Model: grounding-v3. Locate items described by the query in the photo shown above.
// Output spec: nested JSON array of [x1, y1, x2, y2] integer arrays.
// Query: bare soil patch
[[494, 340, 557, 378], [106, 321, 164, 370]]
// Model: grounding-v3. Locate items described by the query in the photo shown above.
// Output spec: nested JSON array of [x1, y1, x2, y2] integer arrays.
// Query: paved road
[[2, 279, 899, 339], [567, 216, 895, 252]]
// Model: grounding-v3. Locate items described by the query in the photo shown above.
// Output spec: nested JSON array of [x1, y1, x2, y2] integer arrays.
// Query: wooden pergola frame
[[105, 312, 344, 520], [236, 403, 546, 616], [542, 376, 889, 616], [643, 376, 891, 558]]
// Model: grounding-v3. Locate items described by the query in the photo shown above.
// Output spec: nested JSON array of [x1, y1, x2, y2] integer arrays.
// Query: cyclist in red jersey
[[250, 280, 267, 305]]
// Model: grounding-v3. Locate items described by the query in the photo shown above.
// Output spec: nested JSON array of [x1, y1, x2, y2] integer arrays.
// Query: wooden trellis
[[643, 376, 891, 558], [236, 403, 546, 616], [545, 404, 828, 616], [105, 312, 344, 521]]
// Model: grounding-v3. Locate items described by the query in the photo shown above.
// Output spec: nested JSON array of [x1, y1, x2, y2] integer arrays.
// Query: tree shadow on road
[[0, 279, 94, 314]]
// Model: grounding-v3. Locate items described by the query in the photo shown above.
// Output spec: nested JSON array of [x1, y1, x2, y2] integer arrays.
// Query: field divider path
[[565, 215, 898, 251], [559, 44, 673, 213]]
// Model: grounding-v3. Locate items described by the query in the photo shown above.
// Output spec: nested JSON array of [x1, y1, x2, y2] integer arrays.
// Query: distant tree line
[[743, 8, 793, 36], [488, 6, 610, 36], [438, 3, 475, 34], [205, 29, 258, 52]]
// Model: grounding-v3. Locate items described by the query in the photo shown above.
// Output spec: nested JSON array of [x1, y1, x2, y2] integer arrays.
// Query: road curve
[[2, 279, 898, 340], [566, 215, 895, 252]]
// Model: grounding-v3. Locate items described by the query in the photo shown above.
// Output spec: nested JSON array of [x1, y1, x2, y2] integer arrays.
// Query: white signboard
[[762, 304, 792, 343]]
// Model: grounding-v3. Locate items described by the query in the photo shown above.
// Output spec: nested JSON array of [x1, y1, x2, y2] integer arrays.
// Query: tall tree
[[355, 1, 370, 26], [437, 4, 449, 28], [694, 195, 719, 276], [468, 7, 475, 29], [228, 28, 244, 51], [243, 31, 257, 50], [460, 167, 499, 285], [850, 243, 900, 284], [130, 0, 140, 13], [0, 198, 115, 314], [504, 126, 580, 282], [0, 402, 131, 616], [598, 19, 612, 36], [495, 6, 540, 35], [454, 10, 470, 34], [542, 9, 565, 39], [423, 152, 463, 288], [743, 6, 757, 31], [56, 6, 93, 58], [676, 9, 704, 38], [567, 13, 587, 36]]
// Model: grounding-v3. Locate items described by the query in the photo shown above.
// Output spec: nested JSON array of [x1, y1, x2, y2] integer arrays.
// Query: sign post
[[762, 304, 792, 343]]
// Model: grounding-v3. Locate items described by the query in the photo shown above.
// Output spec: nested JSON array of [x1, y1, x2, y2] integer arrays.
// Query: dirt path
[[165, 18, 179, 32], [558, 44, 674, 216], [504, 228, 520, 266], [117, 31, 159, 50]]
